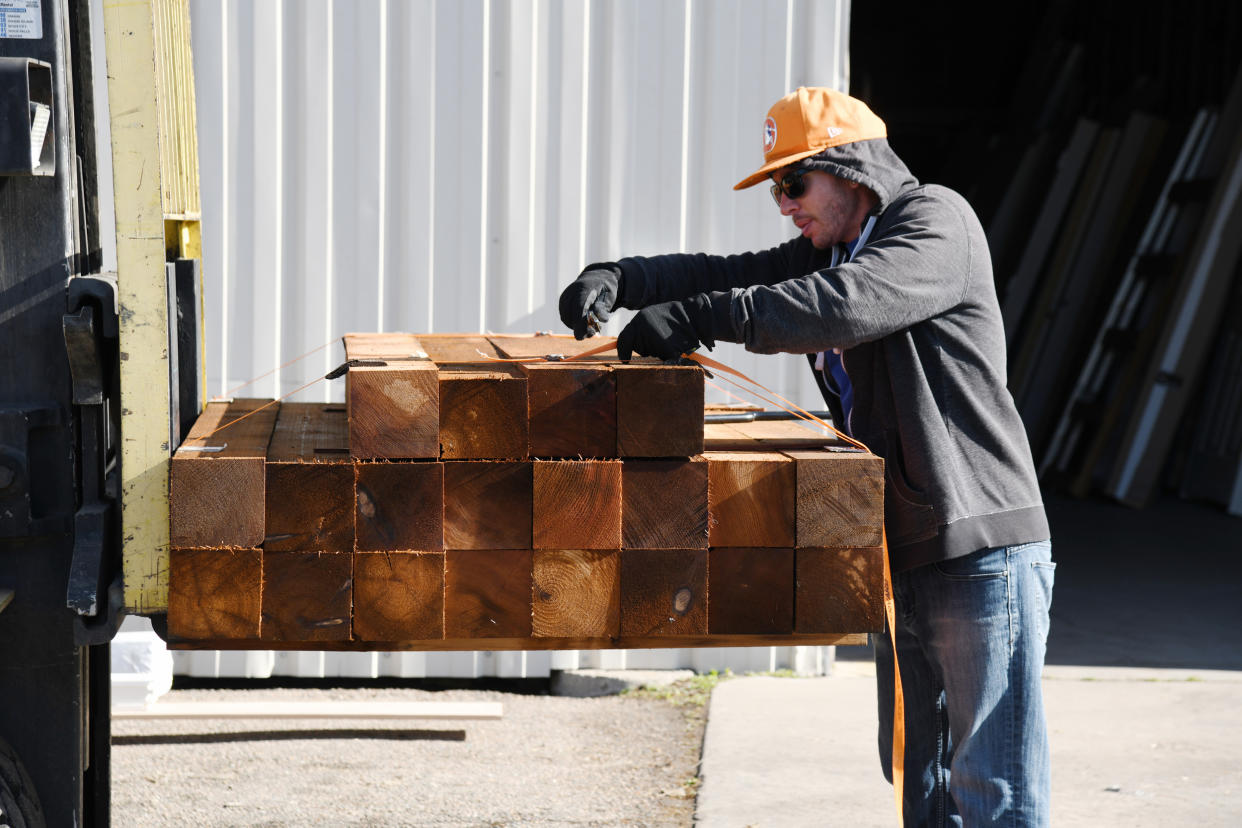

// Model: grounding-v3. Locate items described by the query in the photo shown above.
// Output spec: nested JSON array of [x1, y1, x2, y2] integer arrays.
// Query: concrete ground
[[694, 493, 1242, 826]]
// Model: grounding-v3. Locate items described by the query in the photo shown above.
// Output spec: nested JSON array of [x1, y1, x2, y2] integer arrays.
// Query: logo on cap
[[827, 126, 843, 139], [763, 117, 778, 153]]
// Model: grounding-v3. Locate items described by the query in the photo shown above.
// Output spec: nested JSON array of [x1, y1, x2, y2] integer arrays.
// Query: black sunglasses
[[770, 167, 811, 205]]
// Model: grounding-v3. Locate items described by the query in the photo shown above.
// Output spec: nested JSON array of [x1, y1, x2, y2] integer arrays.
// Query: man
[[558, 87, 1055, 827]]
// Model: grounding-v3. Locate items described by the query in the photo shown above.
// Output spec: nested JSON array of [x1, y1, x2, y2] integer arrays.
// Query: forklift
[[1, 1, 200, 824]]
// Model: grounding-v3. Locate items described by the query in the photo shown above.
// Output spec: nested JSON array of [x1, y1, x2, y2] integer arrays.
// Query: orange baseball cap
[[734, 87, 887, 190]]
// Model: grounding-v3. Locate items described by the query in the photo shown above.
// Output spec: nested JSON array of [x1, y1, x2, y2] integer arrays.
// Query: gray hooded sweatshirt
[[616, 137, 1049, 572]]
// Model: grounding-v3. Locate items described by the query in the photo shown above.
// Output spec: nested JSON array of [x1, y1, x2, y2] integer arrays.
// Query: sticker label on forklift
[[0, 0, 41, 39]]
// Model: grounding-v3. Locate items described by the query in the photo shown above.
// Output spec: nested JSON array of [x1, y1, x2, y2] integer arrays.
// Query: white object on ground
[[111, 615, 174, 709], [112, 701, 503, 720]]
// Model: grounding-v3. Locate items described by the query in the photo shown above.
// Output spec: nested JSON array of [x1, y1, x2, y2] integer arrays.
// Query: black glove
[[559, 263, 623, 340], [616, 294, 721, 362]]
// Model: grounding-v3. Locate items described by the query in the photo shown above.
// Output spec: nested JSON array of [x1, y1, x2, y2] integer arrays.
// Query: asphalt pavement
[[693, 493, 1242, 827]]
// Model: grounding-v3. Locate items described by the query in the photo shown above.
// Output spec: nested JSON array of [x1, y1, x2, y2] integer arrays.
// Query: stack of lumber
[[167, 333, 884, 650]]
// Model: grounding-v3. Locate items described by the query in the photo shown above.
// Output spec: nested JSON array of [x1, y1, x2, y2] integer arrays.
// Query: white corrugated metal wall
[[174, 0, 852, 679]]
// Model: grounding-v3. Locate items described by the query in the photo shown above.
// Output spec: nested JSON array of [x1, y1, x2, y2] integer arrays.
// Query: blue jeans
[[874, 541, 1055, 827]]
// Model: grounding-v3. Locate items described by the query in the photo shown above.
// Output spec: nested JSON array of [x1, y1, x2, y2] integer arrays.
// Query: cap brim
[[733, 147, 827, 190]]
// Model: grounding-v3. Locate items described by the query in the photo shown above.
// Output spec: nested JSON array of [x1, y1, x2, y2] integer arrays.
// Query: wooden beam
[[795, 547, 885, 634], [486, 333, 615, 360], [706, 451, 796, 548], [614, 363, 704, 457], [355, 462, 443, 551], [414, 335, 531, 459], [170, 399, 279, 549], [708, 547, 794, 635], [343, 333, 438, 459], [260, 550, 353, 642], [168, 633, 870, 651], [488, 335, 617, 458], [265, 402, 349, 461], [342, 332, 428, 360], [521, 362, 617, 458], [264, 404, 354, 553], [533, 549, 621, 638], [619, 548, 707, 636], [783, 450, 885, 548], [444, 549, 534, 638], [353, 551, 445, 642], [533, 460, 622, 549], [621, 459, 708, 549], [438, 366, 528, 459], [442, 461, 533, 550], [167, 548, 262, 640], [417, 333, 504, 362], [703, 419, 839, 451]]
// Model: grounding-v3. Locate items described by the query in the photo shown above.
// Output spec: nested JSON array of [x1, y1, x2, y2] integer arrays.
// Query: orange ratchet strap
[[686, 349, 906, 827]]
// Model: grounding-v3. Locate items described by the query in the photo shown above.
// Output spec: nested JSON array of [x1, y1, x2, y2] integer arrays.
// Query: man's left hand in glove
[[616, 292, 734, 361]]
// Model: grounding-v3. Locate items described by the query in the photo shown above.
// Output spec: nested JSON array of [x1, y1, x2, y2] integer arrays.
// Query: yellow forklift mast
[[104, 0, 202, 617]]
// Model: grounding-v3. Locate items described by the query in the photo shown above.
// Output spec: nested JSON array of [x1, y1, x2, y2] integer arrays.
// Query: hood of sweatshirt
[[800, 137, 921, 215]]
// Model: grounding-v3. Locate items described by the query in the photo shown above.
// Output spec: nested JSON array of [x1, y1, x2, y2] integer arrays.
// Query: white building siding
[[176, 0, 852, 678]]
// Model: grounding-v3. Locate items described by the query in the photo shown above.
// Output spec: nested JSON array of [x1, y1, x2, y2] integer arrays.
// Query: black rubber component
[[0, 735, 45, 828]]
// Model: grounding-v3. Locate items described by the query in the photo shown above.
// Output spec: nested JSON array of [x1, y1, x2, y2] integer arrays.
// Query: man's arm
[[559, 240, 821, 340], [616, 241, 815, 307], [717, 190, 978, 354]]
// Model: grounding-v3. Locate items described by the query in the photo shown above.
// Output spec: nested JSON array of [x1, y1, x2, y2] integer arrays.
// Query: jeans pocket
[[932, 546, 1008, 580], [1031, 560, 1056, 595]]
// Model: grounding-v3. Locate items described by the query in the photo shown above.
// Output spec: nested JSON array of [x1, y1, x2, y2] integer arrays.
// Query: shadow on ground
[[838, 492, 1242, 671], [1044, 492, 1242, 671]]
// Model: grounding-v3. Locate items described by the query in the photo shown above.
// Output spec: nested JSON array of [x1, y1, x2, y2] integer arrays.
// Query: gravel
[[111, 682, 704, 827]]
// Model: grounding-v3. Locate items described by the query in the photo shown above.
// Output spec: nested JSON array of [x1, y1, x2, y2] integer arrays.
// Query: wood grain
[[264, 463, 355, 552], [442, 461, 533, 550], [613, 364, 705, 456], [342, 332, 430, 360], [706, 451, 796, 548], [619, 549, 707, 636], [417, 333, 503, 363], [702, 419, 839, 451], [343, 332, 438, 459], [707, 547, 794, 635], [347, 363, 439, 459], [170, 399, 279, 548], [355, 461, 443, 551], [438, 366, 528, 459], [615, 363, 704, 457], [265, 403, 355, 553], [622, 458, 708, 549], [353, 550, 444, 641], [487, 334, 617, 360], [444, 549, 533, 638], [260, 550, 353, 642], [795, 547, 885, 634], [265, 402, 349, 462], [521, 363, 617, 458], [533, 460, 622, 549], [783, 450, 885, 548], [167, 548, 262, 640], [532, 549, 621, 638]]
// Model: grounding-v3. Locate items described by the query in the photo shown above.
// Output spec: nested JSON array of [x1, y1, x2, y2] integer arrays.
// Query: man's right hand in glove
[[558, 263, 623, 340]]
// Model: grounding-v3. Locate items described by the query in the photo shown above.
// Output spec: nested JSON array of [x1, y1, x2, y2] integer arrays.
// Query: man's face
[[770, 167, 869, 250]]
